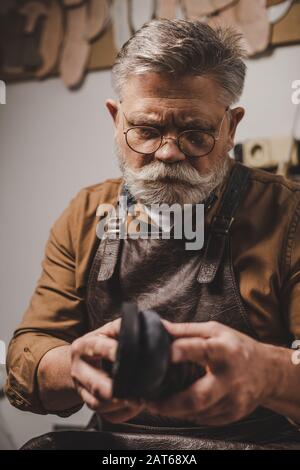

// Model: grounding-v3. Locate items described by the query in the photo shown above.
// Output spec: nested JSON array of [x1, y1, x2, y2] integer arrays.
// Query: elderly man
[[5, 19, 300, 448]]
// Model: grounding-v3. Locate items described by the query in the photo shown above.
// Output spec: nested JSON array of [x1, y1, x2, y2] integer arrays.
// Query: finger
[[161, 320, 223, 339], [147, 373, 225, 418], [71, 358, 113, 400], [171, 337, 226, 366], [74, 377, 139, 413], [75, 336, 118, 362], [78, 389, 135, 415], [77, 383, 103, 411], [97, 397, 143, 414], [171, 337, 210, 366], [96, 318, 122, 338], [101, 404, 145, 424], [96, 399, 131, 413]]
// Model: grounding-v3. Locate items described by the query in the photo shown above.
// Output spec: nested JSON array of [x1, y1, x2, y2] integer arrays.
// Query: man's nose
[[154, 137, 186, 163]]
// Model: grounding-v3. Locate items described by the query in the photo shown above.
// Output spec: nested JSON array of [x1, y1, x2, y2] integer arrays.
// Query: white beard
[[115, 143, 230, 206]]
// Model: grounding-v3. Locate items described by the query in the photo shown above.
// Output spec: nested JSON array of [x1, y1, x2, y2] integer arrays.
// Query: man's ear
[[105, 99, 119, 127], [227, 107, 245, 149]]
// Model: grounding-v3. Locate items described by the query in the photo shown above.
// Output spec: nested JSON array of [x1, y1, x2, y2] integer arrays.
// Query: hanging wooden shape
[[183, 0, 235, 19], [63, 0, 85, 7], [36, 0, 63, 79], [19, 1, 48, 70], [208, 0, 270, 56], [19, 1, 48, 34], [85, 0, 110, 42], [59, 3, 91, 88]]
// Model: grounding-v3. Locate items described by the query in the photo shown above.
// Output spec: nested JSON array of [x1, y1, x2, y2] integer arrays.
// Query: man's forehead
[[123, 73, 221, 102], [121, 73, 223, 124], [124, 106, 219, 129]]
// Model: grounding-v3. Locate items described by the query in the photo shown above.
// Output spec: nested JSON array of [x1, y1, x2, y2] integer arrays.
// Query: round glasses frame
[[122, 106, 230, 158]]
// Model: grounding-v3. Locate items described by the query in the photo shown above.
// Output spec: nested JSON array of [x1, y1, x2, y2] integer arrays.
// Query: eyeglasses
[[121, 106, 229, 158]]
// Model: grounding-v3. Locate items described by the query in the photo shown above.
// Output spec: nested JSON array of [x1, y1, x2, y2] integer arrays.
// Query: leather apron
[[85, 162, 300, 446]]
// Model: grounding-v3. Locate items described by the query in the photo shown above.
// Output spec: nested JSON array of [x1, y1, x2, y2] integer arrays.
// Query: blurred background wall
[[0, 7, 300, 449]]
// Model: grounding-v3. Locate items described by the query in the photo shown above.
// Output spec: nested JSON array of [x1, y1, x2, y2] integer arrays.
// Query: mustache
[[122, 159, 216, 186], [114, 140, 230, 205]]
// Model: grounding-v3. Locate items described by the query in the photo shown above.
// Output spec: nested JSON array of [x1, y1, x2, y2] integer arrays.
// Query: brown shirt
[[5, 158, 300, 416]]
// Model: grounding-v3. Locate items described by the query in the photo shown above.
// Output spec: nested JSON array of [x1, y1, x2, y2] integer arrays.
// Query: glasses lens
[[179, 131, 215, 157], [126, 127, 161, 154]]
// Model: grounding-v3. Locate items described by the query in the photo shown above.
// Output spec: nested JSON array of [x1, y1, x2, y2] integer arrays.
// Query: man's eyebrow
[[180, 117, 216, 130], [127, 113, 216, 130], [126, 113, 163, 126]]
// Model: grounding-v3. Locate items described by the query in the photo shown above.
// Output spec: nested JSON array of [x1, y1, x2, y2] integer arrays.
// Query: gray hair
[[112, 19, 247, 106]]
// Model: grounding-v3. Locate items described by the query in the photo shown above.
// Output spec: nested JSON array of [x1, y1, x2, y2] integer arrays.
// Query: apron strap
[[197, 162, 251, 284], [97, 184, 132, 281], [97, 237, 122, 281]]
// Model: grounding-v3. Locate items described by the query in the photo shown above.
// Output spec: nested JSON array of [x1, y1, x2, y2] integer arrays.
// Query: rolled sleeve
[[5, 333, 74, 415], [5, 191, 88, 416]]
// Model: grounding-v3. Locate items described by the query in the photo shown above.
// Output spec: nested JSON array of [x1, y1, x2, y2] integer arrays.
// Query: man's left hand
[[145, 320, 280, 426]]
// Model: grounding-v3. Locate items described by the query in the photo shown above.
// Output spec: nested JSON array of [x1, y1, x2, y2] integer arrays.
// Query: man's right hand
[[70, 318, 145, 423]]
